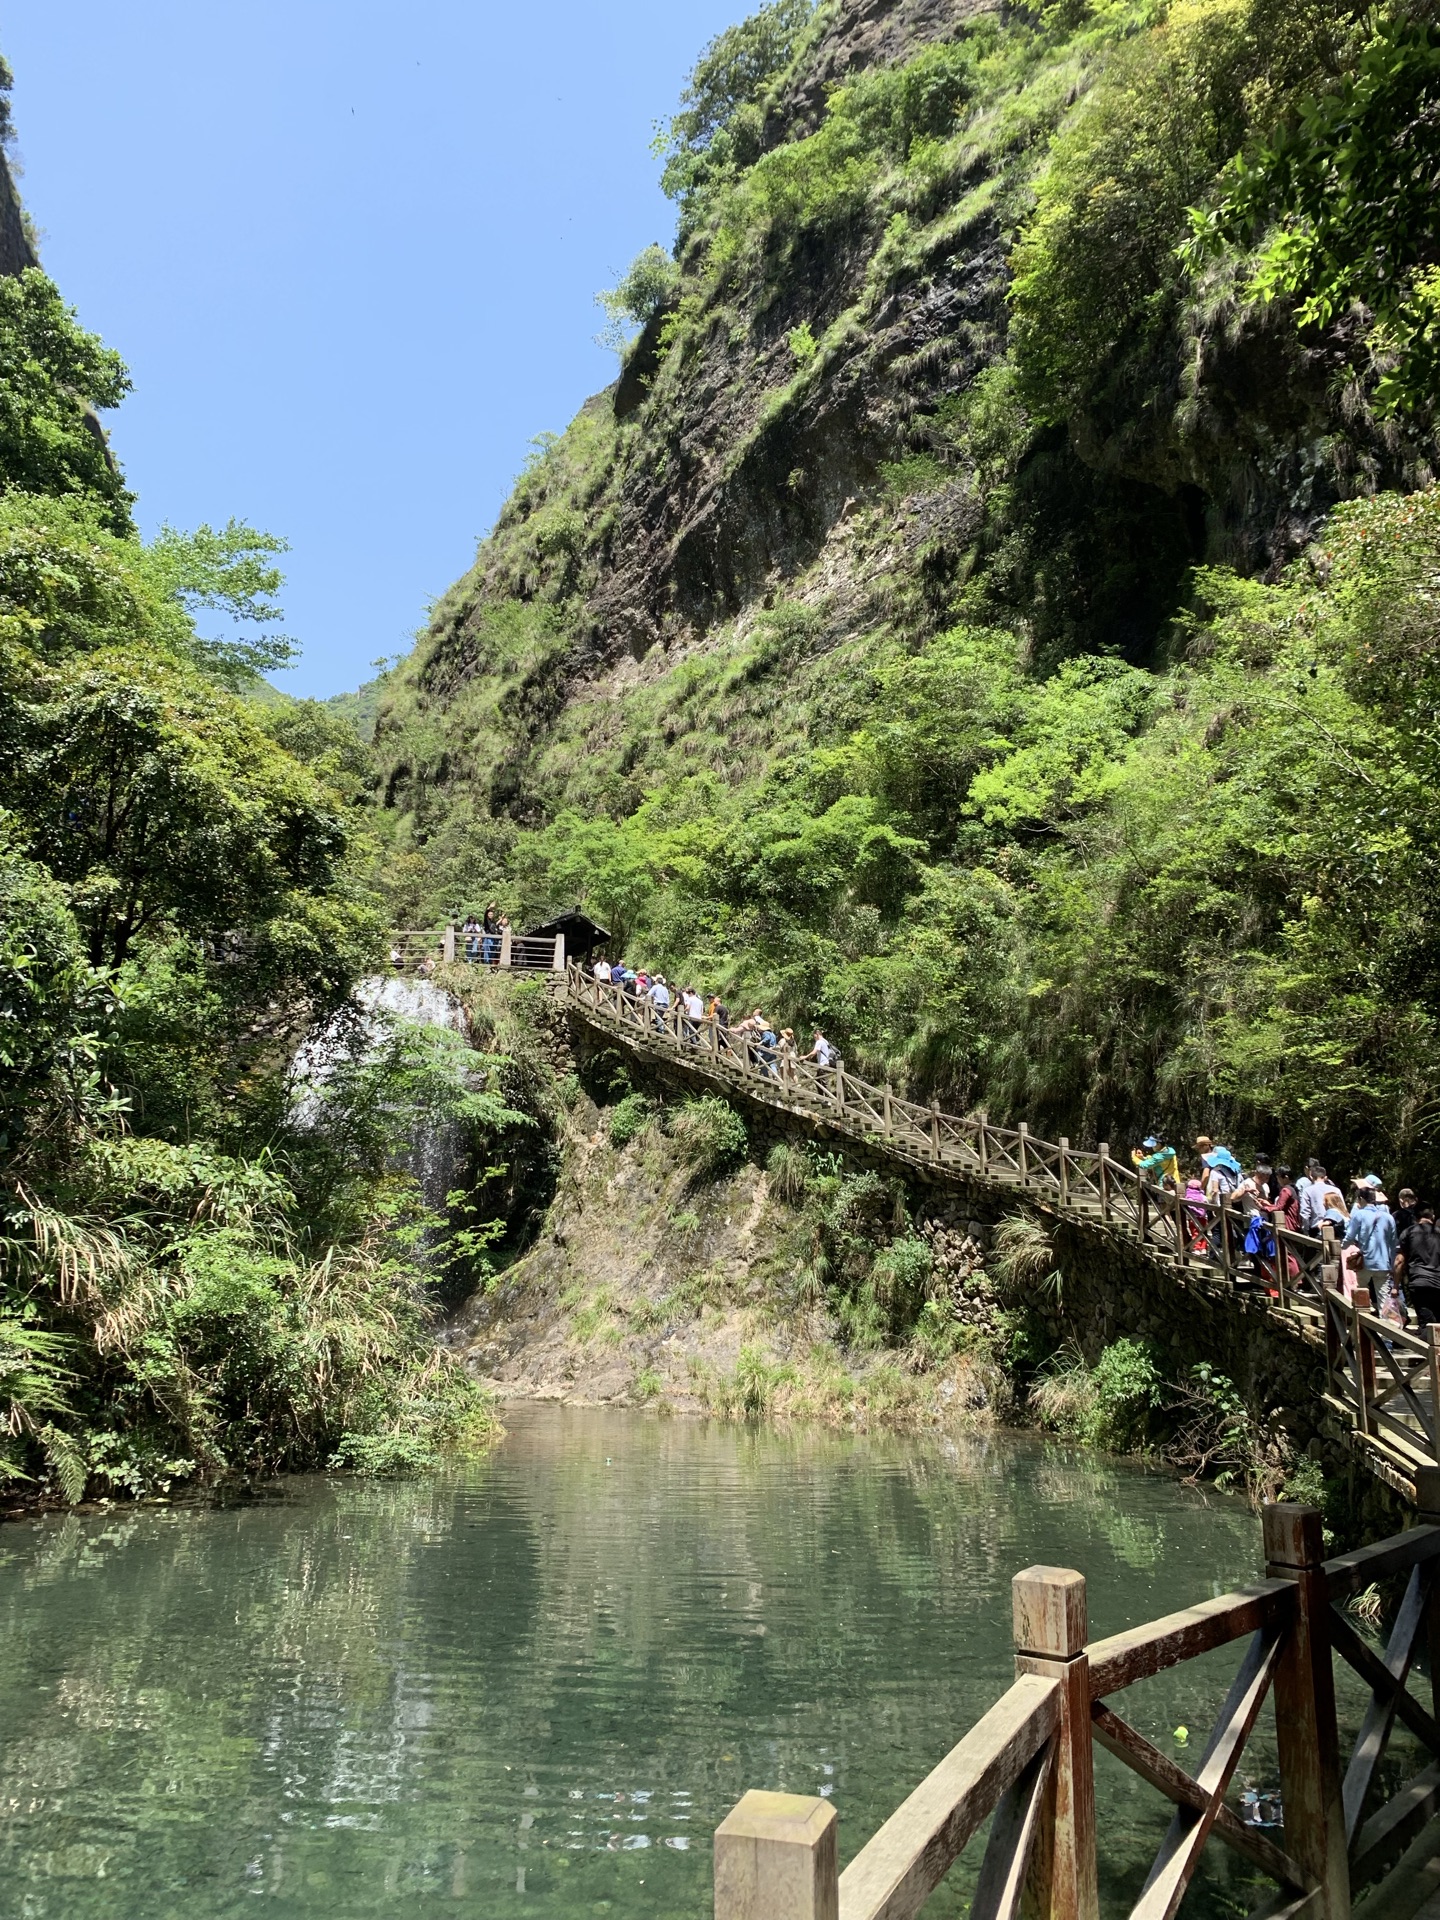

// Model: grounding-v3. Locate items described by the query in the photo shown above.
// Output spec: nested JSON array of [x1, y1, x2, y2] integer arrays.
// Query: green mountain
[[370, 0, 1440, 1180]]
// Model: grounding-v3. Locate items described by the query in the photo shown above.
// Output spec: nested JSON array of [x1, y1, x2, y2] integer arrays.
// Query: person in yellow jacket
[[1132, 1134, 1180, 1189]]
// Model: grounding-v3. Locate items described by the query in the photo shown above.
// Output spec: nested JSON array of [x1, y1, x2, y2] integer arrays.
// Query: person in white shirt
[[593, 956, 612, 983], [1297, 1159, 1329, 1234]]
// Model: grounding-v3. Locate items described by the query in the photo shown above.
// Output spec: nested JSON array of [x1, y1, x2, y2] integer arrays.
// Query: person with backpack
[[1344, 1176, 1401, 1323], [1398, 1204, 1440, 1328]]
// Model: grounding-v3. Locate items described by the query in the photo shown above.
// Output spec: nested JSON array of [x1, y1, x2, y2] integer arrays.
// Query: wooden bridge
[[555, 966, 1440, 1506], [711, 1499, 1440, 1920]]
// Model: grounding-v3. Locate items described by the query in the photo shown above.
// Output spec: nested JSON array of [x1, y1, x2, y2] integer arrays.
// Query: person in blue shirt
[[1343, 1176, 1401, 1321]]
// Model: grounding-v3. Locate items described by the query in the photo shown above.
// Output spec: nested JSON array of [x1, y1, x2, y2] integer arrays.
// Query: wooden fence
[[714, 1496, 1440, 1920], [563, 968, 1431, 1500], [388, 926, 565, 973]]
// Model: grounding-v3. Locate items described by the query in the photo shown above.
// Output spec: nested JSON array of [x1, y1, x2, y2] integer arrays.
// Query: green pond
[[0, 1404, 1358, 1918]]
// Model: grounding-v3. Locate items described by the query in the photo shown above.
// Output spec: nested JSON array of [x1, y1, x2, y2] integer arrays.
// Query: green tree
[[0, 270, 132, 527]]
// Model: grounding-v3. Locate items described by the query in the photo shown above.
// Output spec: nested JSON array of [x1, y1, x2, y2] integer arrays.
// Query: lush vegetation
[[0, 270, 503, 1503], [371, 0, 1440, 1195]]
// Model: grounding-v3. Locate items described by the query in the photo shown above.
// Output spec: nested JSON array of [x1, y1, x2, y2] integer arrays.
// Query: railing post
[[1173, 1182, 1188, 1269], [1219, 1194, 1234, 1281], [1058, 1137, 1070, 1209], [834, 1067, 846, 1118], [1321, 1222, 1340, 1293], [882, 1086, 893, 1139], [1137, 1175, 1150, 1246], [978, 1112, 990, 1176], [1098, 1145, 1111, 1224], [1352, 1287, 1375, 1434], [1262, 1504, 1349, 1920], [930, 1099, 940, 1163], [1018, 1122, 1030, 1186], [1428, 1333, 1440, 1467], [1415, 1468, 1440, 1726], [1012, 1567, 1098, 1920], [552, 934, 565, 973], [714, 1791, 838, 1920], [499, 923, 512, 970], [443, 923, 456, 965]]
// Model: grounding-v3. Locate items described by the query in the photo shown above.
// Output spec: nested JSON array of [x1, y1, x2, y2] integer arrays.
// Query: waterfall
[[289, 974, 474, 1227]]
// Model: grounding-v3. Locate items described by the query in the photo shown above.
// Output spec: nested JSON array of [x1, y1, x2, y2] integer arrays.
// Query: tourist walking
[[682, 985, 704, 1041], [593, 954, 612, 983], [1395, 1187, 1420, 1237], [1297, 1159, 1329, 1234], [481, 903, 500, 966], [647, 973, 672, 1030], [1203, 1147, 1242, 1269], [462, 913, 481, 962], [1343, 1176, 1401, 1323], [1398, 1204, 1440, 1328]]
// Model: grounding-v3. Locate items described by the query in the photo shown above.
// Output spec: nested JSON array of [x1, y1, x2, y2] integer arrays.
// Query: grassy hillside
[[373, 0, 1440, 1182]]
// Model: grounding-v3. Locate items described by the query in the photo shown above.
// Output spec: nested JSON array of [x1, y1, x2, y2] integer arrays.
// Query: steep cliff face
[[369, 0, 1440, 1179]]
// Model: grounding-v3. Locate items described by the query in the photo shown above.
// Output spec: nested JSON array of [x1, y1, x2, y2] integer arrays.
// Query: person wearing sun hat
[[1133, 1133, 1180, 1189], [1344, 1174, 1401, 1322]]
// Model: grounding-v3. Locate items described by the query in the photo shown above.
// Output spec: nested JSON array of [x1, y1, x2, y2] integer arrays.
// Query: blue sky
[[2, 1, 749, 697]]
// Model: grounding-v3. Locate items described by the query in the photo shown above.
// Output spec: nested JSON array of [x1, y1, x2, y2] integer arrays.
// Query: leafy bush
[[668, 1095, 748, 1181], [597, 244, 682, 353], [608, 1091, 654, 1148]]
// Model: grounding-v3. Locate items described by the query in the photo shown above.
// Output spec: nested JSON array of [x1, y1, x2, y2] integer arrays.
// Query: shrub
[[608, 1091, 654, 1148], [766, 1141, 810, 1203], [1088, 1338, 1165, 1451], [669, 1095, 748, 1181]]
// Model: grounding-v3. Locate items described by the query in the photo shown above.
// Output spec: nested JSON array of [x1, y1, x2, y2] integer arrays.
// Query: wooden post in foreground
[[498, 922, 512, 969], [1098, 1146, 1111, 1223], [1262, 1504, 1349, 1920], [1013, 1566, 1098, 1920], [1058, 1137, 1070, 1208], [443, 923, 456, 965], [1414, 1467, 1440, 1727], [714, 1791, 838, 1920]]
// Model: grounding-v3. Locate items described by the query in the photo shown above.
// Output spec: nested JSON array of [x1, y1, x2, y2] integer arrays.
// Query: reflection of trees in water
[[0, 1475, 542, 1911], [0, 1413, 1276, 1918]]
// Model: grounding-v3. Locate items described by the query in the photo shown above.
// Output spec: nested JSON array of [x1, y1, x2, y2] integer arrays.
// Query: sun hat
[[1142, 1135, 1159, 1148]]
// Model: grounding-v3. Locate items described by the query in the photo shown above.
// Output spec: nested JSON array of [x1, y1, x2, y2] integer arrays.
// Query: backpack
[[1243, 1212, 1276, 1259]]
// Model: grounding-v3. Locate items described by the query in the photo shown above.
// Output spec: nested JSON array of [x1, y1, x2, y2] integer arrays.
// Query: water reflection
[[0, 1408, 1385, 1919]]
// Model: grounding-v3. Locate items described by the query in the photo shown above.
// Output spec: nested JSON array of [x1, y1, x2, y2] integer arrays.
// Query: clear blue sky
[[2, 1, 749, 697]]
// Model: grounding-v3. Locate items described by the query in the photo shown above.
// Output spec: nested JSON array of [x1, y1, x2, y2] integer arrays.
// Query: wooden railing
[[714, 1496, 1440, 1920], [388, 926, 566, 973], [563, 968, 1431, 1498]]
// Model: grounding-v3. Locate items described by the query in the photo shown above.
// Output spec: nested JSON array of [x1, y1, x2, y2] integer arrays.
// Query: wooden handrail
[[836, 1674, 1060, 1920], [562, 964, 1428, 1497], [718, 1506, 1440, 1920]]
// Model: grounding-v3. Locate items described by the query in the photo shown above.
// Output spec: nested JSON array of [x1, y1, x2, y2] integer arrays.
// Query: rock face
[[769, 0, 998, 138]]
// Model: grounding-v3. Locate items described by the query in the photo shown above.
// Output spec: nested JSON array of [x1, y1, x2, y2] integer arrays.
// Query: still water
[[0, 1406, 1321, 1918]]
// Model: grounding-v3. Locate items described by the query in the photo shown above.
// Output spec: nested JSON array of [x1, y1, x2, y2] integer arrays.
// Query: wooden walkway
[[712, 1501, 1440, 1920], [561, 967, 1440, 1504]]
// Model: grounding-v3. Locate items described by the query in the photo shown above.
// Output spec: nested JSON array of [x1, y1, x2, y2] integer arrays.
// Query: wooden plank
[[970, 1743, 1052, 1920], [1323, 1527, 1440, 1602], [837, 1675, 1059, 1920], [1087, 1583, 1295, 1696], [1344, 1566, 1432, 1842], [1091, 1702, 1308, 1888], [1130, 1627, 1285, 1920], [1351, 1764, 1440, 1890]]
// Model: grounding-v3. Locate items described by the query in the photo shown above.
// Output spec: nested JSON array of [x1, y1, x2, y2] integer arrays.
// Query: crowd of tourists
[[1130, 1133, 1440, 1330], [589, 953, 840, 1081]]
